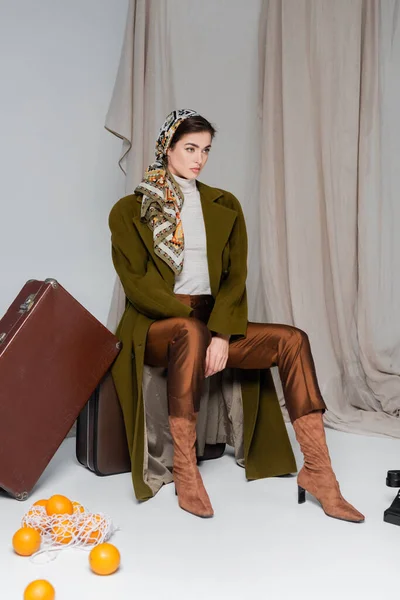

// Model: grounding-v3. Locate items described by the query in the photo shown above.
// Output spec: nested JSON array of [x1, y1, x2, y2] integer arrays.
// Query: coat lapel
[[132, 181, 238, 296], [197, 181, 237, 297]]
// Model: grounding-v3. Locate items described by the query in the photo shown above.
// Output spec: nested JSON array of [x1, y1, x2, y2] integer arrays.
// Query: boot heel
[[298, 485, 306, 504]]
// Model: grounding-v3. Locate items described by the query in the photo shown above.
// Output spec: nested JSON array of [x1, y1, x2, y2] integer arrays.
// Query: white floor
[[1, 425, 399, 600]]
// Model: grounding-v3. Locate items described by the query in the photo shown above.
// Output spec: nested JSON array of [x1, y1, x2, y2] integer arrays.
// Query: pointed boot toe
[[175, 475, 214, 518], [323, 497, 365, 523], [298, 468, 365, 523], [294, 413, 365, 524], [178, 496, 214, 518]]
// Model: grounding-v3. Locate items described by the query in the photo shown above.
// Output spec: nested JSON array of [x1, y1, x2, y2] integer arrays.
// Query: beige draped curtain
[[106, 0, 400, 438], [255, 0, 400, 437], [105, 0, 175, 332]]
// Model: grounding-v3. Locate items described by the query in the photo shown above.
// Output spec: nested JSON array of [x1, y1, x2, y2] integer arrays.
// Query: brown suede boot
[[293, 411, 365, 523], [169, 414, 214, 518]]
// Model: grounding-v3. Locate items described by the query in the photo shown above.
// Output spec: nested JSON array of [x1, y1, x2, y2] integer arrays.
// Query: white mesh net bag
[[21, 502, 116, 563]]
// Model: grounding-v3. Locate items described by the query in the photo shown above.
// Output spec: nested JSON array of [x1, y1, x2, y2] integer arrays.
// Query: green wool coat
[[109, 180, 297, 501]]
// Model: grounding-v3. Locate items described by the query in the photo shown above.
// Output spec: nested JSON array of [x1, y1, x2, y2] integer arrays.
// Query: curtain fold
[[257, 0, 399, 436], [106, 0, 399, 437], [105, 0, 175, 332], [356, 0, 400, 421]]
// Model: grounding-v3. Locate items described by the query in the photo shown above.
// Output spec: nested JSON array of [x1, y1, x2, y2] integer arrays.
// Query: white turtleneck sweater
[[173, 174, 212, 295]]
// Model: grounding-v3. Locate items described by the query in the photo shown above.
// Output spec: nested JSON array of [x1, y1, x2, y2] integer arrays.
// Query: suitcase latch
[[19, 294, 36, 314], [0, 333, 6, 344]]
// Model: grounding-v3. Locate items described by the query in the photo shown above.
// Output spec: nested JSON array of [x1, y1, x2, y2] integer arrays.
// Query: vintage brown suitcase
[[75, 367, 226, 477], [76, 371, 131, 476], [0, 278, 121, 500]]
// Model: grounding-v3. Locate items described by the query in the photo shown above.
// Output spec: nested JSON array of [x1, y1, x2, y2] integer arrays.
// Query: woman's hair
[[169, 115, 217, 150]]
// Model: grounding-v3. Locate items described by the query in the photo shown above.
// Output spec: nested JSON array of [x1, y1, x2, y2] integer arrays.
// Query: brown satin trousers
[[144, 294, 326, 422]]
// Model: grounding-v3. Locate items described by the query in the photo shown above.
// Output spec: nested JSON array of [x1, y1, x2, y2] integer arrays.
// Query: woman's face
[[166, 131, 212, 180]]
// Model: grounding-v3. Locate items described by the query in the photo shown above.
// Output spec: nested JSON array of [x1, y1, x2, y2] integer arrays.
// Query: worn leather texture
[[76, 371, 131, 476], [0, 279, 120, 500], [75, 368, 227, 478]]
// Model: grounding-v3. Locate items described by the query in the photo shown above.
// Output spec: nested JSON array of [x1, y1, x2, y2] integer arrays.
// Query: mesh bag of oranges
[[15, 494, 115, 559]]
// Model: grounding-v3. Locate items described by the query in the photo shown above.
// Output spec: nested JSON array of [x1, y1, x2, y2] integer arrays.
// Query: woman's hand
[[205, 334, 230, 378]]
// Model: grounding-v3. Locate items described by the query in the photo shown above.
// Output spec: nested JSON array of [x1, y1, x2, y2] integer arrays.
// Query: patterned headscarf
[[135, 108, 200, 275]]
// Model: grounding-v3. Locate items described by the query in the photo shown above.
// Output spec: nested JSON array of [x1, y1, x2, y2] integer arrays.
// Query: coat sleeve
[[207, 194, 248, 338], [109, 197, 192, 321]]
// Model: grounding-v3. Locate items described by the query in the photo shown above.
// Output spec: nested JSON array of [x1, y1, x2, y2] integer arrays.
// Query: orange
[[21, 507, 48, 533], [81, 527, 102, 545], [51, 517, 75, 545], [24, 506, 46, 518], [79, 513, 103, 544], [46, 494, 73, 516], [72, 501, 85, 515], [12, 527, 41, 556], [89, 542, 120, 575], [33, 499, 48, 508], [24, 579, 55, 600]]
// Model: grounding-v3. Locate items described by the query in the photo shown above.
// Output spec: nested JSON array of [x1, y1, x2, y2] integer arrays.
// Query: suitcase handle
[[19, 294, 37, 314]]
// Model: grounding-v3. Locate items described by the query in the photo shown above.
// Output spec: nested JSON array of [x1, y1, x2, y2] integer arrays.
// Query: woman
[[109, 108, 364, 523]]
